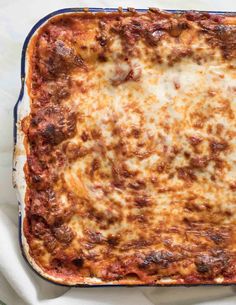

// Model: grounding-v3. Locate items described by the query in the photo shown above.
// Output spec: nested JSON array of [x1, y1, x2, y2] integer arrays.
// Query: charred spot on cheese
[[96, 34, 108, 47], [199, 21, 236, 59], [169, 20, 189, 37], [188, 136, 203, 146], [43, 234, 58, 252], [72, 258, 84, 268], [195, 251, 229, 277], [31, 216, 49, 238], [229, 182, 236, 191], [121, 20, 143, 46], [140, 250, 177, 269], [156, 161, 167, 173], [53, 224, 75, 244], [209, 232, 225, 245], [86, 230, 105, 244], [90, 158, 100, 177], [128, 179, 146, 190], [177, 167, 196, 182], [190, 156, 209, 169], [144, 29, 165, 46], [107, 234, 120, 247], [64, 142, 88, 161], [37, 38, 86, 78], [81, 131, 90, 142], [196, 256, 211, 273], [167, 47, 193, 66], [134, 195, 151, 207], [210, 140, 228, 154], [23, 11, 236, 285], [28, 106, 77, 146]]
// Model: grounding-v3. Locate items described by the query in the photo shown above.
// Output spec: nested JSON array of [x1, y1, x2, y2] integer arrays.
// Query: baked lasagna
[[21, 9, 236, 285]]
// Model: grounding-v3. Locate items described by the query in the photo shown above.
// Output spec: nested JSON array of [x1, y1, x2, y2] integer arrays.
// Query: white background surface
[[0, 1, 236, 304]]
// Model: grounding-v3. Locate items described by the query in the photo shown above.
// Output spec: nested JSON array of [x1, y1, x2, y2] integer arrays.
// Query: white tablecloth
[[0, 0, 236, 304]]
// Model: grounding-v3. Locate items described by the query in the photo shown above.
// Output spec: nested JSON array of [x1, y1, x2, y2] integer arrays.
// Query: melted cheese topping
[[23, 11, 236, 285]]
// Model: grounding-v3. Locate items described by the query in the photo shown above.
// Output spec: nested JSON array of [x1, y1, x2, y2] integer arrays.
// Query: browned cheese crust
[[22, 10, 236, 285]]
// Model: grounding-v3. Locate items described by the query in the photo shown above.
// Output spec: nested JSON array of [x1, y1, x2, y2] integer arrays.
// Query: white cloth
[[0, 0, 236, 304]]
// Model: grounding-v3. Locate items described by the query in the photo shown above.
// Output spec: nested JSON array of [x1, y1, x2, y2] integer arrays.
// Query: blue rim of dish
[[14, 7, 236, 287]]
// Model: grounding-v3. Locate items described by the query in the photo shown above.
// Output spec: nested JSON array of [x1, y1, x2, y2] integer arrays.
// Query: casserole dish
[[13, 7, 236, 286]]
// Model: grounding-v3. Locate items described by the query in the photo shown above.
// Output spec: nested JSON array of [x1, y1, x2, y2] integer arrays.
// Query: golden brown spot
[[177, 167, 196, 182], [190, 156, 209, 169], [188, 136, 202, 146], [210, 140, 228, 154]]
